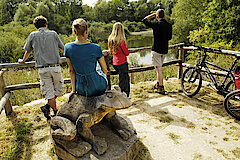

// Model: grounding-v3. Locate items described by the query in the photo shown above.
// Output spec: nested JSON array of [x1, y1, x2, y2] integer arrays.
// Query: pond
[[126, 32, 176, 66]]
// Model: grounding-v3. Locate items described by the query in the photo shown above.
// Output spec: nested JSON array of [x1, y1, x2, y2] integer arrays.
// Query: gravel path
[[118, 93, 240, 160]]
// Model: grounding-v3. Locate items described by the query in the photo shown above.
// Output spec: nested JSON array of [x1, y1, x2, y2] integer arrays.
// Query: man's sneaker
[[51, 109, 58, 117], [157, 85, 167, 95], [40, 104, 51, 120], [153, 82, 160, 89]]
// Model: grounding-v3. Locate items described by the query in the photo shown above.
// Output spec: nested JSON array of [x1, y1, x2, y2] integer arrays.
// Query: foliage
[[171, 0, 206, 45], [172, 0, 240, 49], [0, 23, 36, 63], [188, 0, 240, 48], [0, 117, 33, 159], [0, 32, 25, 63], [0, 0, 24, 25]]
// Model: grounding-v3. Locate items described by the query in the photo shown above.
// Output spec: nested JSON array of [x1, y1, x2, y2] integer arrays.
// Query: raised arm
[[144, 12, 156, 20]]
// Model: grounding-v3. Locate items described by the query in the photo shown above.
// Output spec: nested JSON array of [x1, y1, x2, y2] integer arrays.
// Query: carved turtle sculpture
[[50, 87, 135, 156]]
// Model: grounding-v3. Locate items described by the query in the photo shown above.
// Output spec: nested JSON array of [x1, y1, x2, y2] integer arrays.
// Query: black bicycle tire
[[181, 67, 202, 97], [225, 80, 236, 95], [224, 90, 240, 120]]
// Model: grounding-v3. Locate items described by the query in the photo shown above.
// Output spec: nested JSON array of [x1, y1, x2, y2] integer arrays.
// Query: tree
[[134, 3, 149, 20], [82, 5, 95, 21], [35, 2, 50, 19], [108, 0, 125, 21], [188, 0, 240, 48], [0, 24, 36, 63], [202, 0, 240, 42], [93, 0, 111, 22], [171, 0, 206, 45], [0, 0, 23, 25], [161, 0, 177, 16], [14, 4, 35, 25]]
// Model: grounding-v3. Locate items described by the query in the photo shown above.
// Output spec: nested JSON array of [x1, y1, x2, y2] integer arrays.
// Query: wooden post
[[104, 54, 111, 90], [178, 47, 184, 79], [0, 92, 10, 114], [129, 66, 135, 84], [130, 72, 135, 84], [0, 69, 12, 116]]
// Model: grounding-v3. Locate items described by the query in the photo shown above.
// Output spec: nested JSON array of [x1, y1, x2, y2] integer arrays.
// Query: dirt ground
[[1, 78, 240, 160]]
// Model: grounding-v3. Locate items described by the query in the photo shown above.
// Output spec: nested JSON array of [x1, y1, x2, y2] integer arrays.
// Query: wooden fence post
[[0, 69, 12, 116], [104, 54, 111, 90], [130, 72, 135, 84], [0, 92, 10, 114], [178, 46, 184, 79]]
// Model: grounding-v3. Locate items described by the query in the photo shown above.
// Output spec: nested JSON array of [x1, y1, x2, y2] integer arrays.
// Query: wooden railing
[[0, 42, 194, 116]]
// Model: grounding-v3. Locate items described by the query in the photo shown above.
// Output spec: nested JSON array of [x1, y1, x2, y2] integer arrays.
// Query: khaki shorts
[[151, 51, 165, 67], [38, 66, 64, 100]]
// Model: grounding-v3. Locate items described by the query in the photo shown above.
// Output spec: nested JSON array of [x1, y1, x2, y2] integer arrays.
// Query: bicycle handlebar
[[195, 45, 222, 53], [194, 45, 240, 59]]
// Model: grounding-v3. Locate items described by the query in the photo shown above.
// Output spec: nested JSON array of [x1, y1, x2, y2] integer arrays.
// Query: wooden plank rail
[[4, 59, 182, 92], [5, 78, 71, 92], [183, 46, 240, 56], [110, 59, 182, 75], [0, 43, 185, 69], [0, 92, 10, 114]]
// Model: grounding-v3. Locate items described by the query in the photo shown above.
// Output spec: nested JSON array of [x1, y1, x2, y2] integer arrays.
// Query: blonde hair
[[108, 22, 126, 53], [72, 18, 88, 36]]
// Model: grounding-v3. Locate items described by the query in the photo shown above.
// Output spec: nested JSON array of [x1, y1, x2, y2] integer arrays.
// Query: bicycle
[[181, 46, 240, 97], [224, 89, 240, 120]]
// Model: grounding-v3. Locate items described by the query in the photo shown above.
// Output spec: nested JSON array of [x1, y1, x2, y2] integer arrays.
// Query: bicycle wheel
[[224, 90, 240, 120], [225, 80, 236, 94], [181, 67, 202, 97]]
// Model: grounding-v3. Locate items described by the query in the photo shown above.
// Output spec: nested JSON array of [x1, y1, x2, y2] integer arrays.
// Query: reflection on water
[[128, 51, 175, 66], [126, 34, 175, 66], [127, 35, 153, 48]]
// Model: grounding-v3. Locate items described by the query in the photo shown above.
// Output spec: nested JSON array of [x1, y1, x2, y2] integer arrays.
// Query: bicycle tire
[[224, 90, 240, 120], [225, 80, 236, 95], [181, 67, 202, 97]]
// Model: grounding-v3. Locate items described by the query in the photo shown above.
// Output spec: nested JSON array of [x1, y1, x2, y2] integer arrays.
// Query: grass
[[216, 148, 230, 159], [0, 96, 66, 160], [134, 141, 153, 160], [231, 147, 240, 158], [192, 153, 203, 160], [0, 114, 34, 159], [167, 132, 181, 144]]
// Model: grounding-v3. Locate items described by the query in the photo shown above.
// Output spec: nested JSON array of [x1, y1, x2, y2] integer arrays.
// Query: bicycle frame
[[196, 48, 237, 93]]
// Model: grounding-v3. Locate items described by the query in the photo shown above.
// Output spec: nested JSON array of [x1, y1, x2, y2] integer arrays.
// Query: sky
[[82, 0, 105, 7], [82, 0, 138, 7]]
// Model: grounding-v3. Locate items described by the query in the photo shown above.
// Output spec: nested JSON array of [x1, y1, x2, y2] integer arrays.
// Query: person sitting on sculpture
[[64, 18, 108, 100]]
